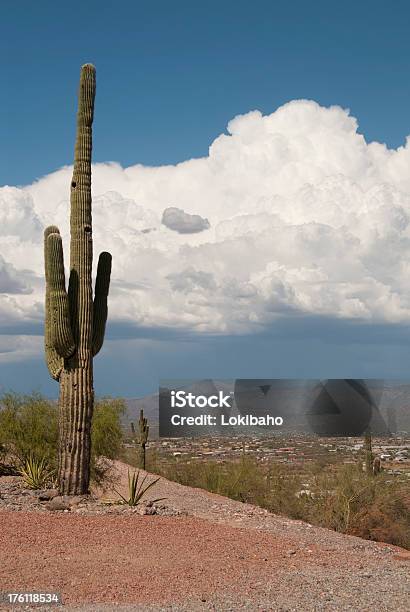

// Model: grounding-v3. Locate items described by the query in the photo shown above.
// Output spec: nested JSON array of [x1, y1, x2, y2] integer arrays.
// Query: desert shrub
[[0, 392, 58, 468], [0, 441, 7, 464], [223, 457, 268, 504], [160, 456, 274, 507], [264, 463, 306, 519], [350, 505, 409, 549], [303, 463, 376, 533], [91, 397, 126, 483], [156, 454, 409, 549], [289, 463, 410, 548], [163, 456, 305, 513], [92, 398, 125, 459], [0, 441, 13, 475], [348, 477, 410, 548], [0, 392, 125, 483]]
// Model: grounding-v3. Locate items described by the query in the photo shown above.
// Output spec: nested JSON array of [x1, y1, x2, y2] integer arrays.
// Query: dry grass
[[122, 448, 410, 549]]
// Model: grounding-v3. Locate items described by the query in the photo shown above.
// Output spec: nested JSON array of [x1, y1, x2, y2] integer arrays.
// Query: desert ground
[[0, 461, 409, 611]]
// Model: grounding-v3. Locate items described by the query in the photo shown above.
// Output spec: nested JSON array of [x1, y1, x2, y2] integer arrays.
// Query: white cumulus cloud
[[1, 99, 410, 360]]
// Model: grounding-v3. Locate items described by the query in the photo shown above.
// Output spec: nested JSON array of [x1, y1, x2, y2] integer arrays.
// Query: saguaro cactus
[[364, 429, 373, 476], [44, 64, 112, 495], [138, 409, 149, 470]]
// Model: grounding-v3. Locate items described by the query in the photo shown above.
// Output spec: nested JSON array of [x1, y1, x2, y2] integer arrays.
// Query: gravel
[[0, 464, 409, 611]]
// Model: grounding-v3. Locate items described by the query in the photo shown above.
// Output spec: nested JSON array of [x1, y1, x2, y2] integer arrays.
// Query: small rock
[[39, 489, 59, 501], [46, 496, 70, 511], [67, 495, 87, 507], [137, 503, 157, 515], [393, 551, 410, 561]]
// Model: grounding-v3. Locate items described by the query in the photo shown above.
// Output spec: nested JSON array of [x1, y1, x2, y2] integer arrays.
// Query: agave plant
[[19, 455, 56, 490], [114, 469, 165, 507]]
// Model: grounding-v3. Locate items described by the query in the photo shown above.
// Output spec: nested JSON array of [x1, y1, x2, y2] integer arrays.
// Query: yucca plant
[[19, 454, 56, 490], [114, 469, 165, 507]]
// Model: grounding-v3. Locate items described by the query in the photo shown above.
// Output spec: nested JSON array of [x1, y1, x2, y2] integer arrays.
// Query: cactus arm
[[68, 64, 96, 364], [44, 64, 114, 494], [46, 232, 76, 358], [92, 251, 112, 356], [139, 409, 149, 445], [44, 226, 64, 379]]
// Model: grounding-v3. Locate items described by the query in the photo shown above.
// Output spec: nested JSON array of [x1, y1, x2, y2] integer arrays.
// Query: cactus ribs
[[44, 65, 112, 495]]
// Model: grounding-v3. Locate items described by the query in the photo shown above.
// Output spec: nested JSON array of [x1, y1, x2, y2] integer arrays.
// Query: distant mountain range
[[123, 395, 160, 437]]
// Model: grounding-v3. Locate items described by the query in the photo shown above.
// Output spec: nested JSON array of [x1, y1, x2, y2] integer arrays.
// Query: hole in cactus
[[71, 181, 77, 188], [84, 225, 92, 234]]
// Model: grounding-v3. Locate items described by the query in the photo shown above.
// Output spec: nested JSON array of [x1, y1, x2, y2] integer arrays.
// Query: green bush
[[92, 398, 125, 459], [297, 463, 409, 548], [159, 456, 274, 506], [264, 463, 307, 519], [0, 392, 125, 483], [91, 397, 126, 483], [0, 392, 58, 468]]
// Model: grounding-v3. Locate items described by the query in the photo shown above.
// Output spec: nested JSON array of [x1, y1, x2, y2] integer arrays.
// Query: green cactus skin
[[44, 225, 66, 380], [44, 64, 112, 495], [364, 429, 373, 476], [138, 409, 149, 470]]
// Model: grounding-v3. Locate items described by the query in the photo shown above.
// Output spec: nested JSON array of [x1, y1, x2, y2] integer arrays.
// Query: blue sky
[[1, 1, 410, 398], [2, 0, 410, 186]]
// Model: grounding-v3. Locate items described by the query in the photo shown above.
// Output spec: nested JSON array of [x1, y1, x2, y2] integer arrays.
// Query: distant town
[[124, 433, 410, 479]]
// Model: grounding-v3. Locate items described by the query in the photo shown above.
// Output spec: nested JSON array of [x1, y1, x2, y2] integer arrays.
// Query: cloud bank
[[1, 99, 410, 362]]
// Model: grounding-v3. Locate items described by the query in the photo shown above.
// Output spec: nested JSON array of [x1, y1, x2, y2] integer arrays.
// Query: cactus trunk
[[58, 365, 94, 493], [138, 409, 149, 470], [364, 429, 373, 476], [44, 64, 112, 495], [138, 445, 146, 470]]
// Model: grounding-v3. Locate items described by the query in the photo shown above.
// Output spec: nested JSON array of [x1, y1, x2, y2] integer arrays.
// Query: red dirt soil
[[1, 464, 409, 610], [0, 512, 328, 606]]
